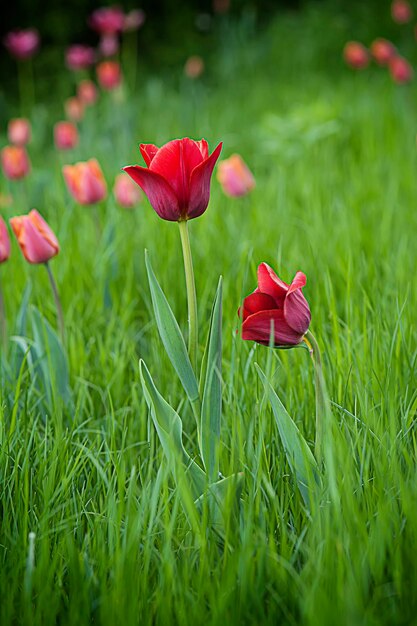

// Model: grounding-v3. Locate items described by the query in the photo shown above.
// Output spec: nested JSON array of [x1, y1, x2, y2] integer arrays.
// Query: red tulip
[[96, 60, 122, 90], [391, 0, 412, 23], [65, 44, 95, 71], [8, 118, 31, 146], [54, 121, 79, 151], [123, 138, 222, 221], [89, 6, 125, 34], [65, 97, 84, 122], [77, 79, 98, 106], [1, 146, 30, 180], [389, 56, 413, 83], [0, 217, 11, 263], [240, 263, 311, 346], [370, 38, 396, 66], [10, 210, 59, 264], [113, 173, 142, 208], [3, 29, 40, 60], [343, 41, 369, 69], [62, 159, 107, 205], [217, 154, 255, 197]]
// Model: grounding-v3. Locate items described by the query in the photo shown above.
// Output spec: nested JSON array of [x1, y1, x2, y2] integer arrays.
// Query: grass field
[[1, 3, 417, 625]]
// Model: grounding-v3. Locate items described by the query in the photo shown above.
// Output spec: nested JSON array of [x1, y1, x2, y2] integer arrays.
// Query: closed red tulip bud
[[10, 210, 59, 264], [1, 145, 30, 180], [0, 217, 11, 263], [77, 79, 98, 106], [343, 41, 369, 69], [217, 154, 255, 197], [62, 158, 107, 205], [113, 173, 142, 208], [3, 29, 40, 60], [370, 38, 396, 66], [123, 137, 222, 221], [54, 121, 79, 151], [240, 263, 311, 346], [389, 56, 413, 82], [184, 55, 205, 78], [65, 44, 95, 71], [8, 118, 31, 146], [96, 60, 122, 90], [89, 6, 125, 34], [65, 97, 84, 122], [391, 0, 412, 23]]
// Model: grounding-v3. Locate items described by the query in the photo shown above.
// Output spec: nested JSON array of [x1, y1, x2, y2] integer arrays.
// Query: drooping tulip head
[[1, 146, 30, 180], [54, 121, 79, 151], [123, 137, 222, 221], [0, 217, 11, 263], [3, 29, 40, 60], [10, 210, 59, 264], [343, 41, 369, 69], [8, 118, 31, 146], [113, 173, 142, 208], [217, 154, 255, 197], [240, 263, 311, 347], [62, 158, 107, 205]]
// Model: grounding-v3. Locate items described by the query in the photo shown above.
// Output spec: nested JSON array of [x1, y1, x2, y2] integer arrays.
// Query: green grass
[[1, 4, 417, 625]]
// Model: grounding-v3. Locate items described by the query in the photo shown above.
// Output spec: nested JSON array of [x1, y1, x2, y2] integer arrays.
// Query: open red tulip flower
[[0, 217, 11, 263], [62, 159, 107, 205], [240, 263, 311, 347], [10, 210, 59, 264], [123, 138, 223, 221]]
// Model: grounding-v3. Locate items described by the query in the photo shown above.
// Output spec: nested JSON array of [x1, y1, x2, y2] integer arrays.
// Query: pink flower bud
[[99, 34, 119, 57], [113, 173, 142, 208], [65, 44, 95, 71], [389, 56, 413, 83], [391, 0, 412, 23], [1, 145, 30, 180], [123, 9, 145, 31], [343, 41, 369, 69], [184, 55, 205, 79], [10, 210, 59, 264], [217, 154, 255, 197], [8, 118, 31, 146], [62, 159, 107, 205], [65, 97, 84, 122], [77, 79, 99, 106], [96, 60, 122, 90], [54, 121, 79, 151], [3, 29, 40, 60], [89, 6, 125, 34], [0, 217, 11, 263], [370, 38, 396, 66]]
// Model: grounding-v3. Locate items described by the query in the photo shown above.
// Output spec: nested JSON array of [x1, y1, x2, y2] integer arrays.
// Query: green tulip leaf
[[256, 364, 321, 508]]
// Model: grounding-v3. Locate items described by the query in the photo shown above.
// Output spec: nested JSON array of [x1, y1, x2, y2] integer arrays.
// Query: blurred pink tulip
[[10, 210, 59, 264], [0, 217, 11, 264], [113, 173, 142, 208], [3, 29, 40, 60], [184, 55, 205, 78], [66, 44, 95, 71], [99, 34, 119, 57], [54, 122, 79, 151], [389, 56, 413, 83], [370, 38, 396, 65], [123, 9, 145, 31], [77, 79, 99, 106], [62, 159, 107, 205], [217, 154, 255, 197], [343, 41, 369, 69], [8, 118, 31, 146], [65, 97, 84, 122], [1, 146, 30, 180], [89, 6, 125, 34], [391, 0, 412, 23], [96, 60, 122, 90]]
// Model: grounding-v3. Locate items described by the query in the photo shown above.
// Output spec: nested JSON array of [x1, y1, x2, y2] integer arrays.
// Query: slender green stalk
[[0, 274, 6, 355], [304, 329, 330, 464], [178, 220, 198, 371], [45, 262, 65, 344]]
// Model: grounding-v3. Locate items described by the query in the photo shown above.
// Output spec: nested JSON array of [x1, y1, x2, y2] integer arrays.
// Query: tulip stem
[[178, 220, 198, 371], [45, 263, 65, 344], [0, 276, 7, 356], [304, 330, 330, 464]]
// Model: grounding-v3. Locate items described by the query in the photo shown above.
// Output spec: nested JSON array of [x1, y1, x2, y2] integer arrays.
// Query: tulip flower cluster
[[343, 1, 416, 84]]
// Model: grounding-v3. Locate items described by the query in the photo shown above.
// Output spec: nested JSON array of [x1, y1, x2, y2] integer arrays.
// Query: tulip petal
[[242, 309, 303, 346], [123, 165, 180, 221], [29, 210, 59, 253], [257, 263, 288, 302], [187, 142, 223, 219], [241, 291, 277, 321], [284, 289, 311, 335], [140, 143, 159, 167], [288, 271, 307, 294], [195, 139, 209, 159], [149, 138, 206, 208]]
